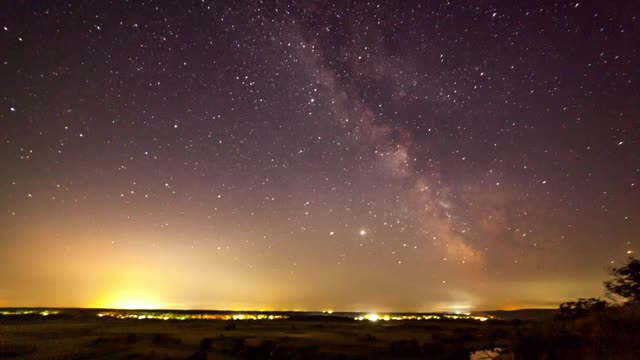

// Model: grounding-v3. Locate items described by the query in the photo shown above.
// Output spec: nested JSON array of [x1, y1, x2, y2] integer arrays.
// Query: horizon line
[[0, 306, 558, 313]]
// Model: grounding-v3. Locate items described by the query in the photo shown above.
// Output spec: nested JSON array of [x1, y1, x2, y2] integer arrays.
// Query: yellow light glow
[[365, 313, 379, 321], [94, 291, 162, 310], [96, 311, 288, 321]]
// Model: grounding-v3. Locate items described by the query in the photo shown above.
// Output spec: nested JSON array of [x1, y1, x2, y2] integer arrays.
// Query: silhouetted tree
[[557, 298, 607, 319], [604, 256, 640, 303]]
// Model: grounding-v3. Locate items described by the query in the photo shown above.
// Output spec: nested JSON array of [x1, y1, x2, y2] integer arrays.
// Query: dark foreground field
[[0, 312, 515, 359], [1, 306, 638, 359]]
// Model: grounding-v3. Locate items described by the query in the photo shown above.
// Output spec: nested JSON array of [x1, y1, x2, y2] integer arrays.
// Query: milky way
[[1, 1, 639, 311]]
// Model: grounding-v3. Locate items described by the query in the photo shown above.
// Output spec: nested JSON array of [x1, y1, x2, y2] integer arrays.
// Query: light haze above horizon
[[1, 1, 638, 312]]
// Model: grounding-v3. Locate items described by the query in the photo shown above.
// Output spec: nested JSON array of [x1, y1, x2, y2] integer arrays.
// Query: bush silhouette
[[245, 340, 277, 359]]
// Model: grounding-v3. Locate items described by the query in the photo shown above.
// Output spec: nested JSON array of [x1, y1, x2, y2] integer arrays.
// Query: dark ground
[[0, 310, 522, 359]]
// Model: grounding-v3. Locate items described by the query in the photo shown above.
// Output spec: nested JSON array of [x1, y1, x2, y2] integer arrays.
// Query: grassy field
[[0, 313, 518, 359]]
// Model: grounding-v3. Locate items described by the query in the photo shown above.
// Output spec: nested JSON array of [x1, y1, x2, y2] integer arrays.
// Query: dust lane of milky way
[[0, 1, 638, 311]]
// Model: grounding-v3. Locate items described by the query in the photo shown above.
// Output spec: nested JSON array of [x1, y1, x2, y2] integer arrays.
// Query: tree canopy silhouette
[[557, 298, 607, 319], [603, 256, 640, 303]]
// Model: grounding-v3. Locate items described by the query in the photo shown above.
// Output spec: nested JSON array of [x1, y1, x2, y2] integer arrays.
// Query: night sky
[[1, 1, 639, 312]]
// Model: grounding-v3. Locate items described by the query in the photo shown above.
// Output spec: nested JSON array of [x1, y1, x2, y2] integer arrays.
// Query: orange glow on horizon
[[92, 290, 163, 310]]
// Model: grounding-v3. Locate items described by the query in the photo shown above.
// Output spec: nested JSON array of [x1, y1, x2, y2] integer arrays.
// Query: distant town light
[[365, 313, 379, 321]]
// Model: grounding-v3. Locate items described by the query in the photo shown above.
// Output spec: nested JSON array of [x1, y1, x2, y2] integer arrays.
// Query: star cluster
[[1, 1, 638, 311]]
